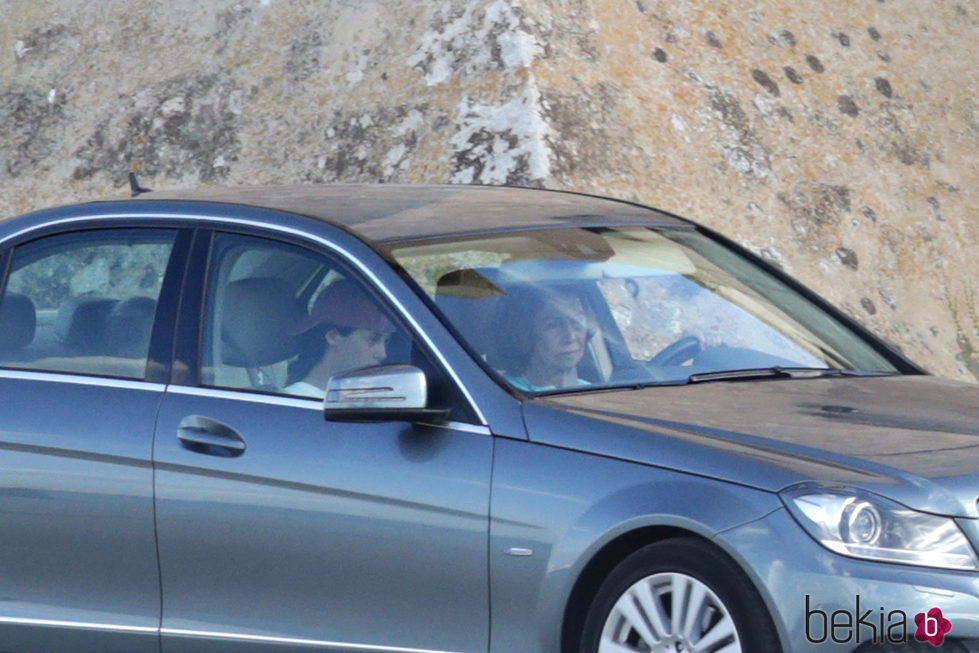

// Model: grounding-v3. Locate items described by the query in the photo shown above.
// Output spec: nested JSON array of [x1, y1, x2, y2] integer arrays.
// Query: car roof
[[111, 184, 690, 244]]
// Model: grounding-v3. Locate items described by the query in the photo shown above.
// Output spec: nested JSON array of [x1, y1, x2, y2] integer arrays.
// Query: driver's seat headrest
[[221, 278, 305, 367]]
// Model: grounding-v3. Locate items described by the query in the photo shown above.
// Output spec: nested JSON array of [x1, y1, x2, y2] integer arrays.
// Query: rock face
[[1, 0, 976, 381]]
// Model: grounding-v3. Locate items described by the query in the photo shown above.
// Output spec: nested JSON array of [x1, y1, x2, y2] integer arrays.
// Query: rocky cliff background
[[1, 0, 976, 381]]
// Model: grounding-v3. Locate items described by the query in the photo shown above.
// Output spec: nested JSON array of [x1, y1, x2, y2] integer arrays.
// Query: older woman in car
[[495, 286, 593, 392]]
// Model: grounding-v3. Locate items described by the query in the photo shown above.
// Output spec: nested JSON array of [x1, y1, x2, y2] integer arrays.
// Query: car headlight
[[780, 485, 979, 571]]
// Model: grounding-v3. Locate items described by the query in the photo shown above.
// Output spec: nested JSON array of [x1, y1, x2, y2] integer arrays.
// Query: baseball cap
[[290, 279, 395, 336]]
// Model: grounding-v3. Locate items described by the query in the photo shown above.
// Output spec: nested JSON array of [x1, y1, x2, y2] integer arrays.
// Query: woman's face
[[528, 296, 588, 373], [327, 328, 391, 373]]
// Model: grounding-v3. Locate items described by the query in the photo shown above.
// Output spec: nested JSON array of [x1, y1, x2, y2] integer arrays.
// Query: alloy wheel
[[599, 571, 741, 653]]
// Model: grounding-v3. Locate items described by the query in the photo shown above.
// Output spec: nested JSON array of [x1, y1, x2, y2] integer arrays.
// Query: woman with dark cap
[[284, 279, 396, 398]]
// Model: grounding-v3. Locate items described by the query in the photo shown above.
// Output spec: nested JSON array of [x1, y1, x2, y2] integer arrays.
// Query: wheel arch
[[492, 440, 786, 653], [559, 524, 695, 653], [557, 521, 788, 653]]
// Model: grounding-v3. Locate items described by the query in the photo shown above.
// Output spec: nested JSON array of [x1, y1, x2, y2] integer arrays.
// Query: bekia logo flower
[[914, 607, 952, 646]]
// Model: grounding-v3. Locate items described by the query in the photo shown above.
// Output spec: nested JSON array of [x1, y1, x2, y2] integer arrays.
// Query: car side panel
[[154, 391, 491, 653], [0, 373, 162, 653], [488, 436, 780, 653]]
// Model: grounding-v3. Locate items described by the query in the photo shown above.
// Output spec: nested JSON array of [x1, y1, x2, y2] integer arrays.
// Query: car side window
[[0, 229, 176, 380], [201, 233, 416, 399]]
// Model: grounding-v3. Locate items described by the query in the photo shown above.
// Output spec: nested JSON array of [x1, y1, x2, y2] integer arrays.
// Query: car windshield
[[389, 227, 901, 394]]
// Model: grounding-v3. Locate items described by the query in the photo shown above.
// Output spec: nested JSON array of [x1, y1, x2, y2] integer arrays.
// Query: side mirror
[[323, 364, 450, 424]]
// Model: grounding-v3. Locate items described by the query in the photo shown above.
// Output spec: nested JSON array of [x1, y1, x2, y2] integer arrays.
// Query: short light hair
[[492, 286, 591, 372]]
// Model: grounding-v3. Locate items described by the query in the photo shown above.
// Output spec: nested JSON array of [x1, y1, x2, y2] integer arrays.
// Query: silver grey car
[[0, 184, 976, 653]]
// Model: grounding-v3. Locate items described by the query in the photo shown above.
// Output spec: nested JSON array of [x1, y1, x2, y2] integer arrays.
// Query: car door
[[0, 226, 186, 652], [154, 229, 492, 653]]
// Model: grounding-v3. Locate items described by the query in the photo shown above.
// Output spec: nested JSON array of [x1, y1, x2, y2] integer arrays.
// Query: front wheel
[[579, 538, 781, 653]]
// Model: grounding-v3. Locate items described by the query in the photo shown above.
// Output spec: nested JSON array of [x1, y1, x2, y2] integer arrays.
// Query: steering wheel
[[648, 335, 702, 367]]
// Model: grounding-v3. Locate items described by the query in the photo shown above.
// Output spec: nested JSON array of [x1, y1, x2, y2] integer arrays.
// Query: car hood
[[524, 374, 979, 517]]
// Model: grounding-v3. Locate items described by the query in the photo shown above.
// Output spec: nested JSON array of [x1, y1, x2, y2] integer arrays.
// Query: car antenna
[[128, 171, 152, 197]]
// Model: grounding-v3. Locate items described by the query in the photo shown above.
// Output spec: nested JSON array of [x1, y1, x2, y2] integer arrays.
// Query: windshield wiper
[[687, 367, 887, 384]]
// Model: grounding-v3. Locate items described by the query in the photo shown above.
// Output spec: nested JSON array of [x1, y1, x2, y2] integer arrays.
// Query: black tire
[[579, 537, 782, 653]]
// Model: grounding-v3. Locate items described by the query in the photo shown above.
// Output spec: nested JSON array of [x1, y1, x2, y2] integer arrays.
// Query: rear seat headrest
[[105, 296, 157, 358], [0, 293, 36, 351], [56, 296, 118, 352]]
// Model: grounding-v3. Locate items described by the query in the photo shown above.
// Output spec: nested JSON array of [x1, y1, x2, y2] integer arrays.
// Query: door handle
[[177, 415, 246, 457]]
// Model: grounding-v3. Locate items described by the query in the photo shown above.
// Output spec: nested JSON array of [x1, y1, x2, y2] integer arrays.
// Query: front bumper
[[719, 507, 979, 652]]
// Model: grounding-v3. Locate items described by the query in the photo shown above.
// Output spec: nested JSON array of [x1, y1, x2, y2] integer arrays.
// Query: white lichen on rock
[[449, 83, 552, 184], [408, 0, 540, 86]]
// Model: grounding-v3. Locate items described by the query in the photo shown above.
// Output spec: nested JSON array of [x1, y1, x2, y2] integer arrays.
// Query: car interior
[[0, 291, 159, 379], [202, 237, 414, 397], [432, 269, 628, 387]]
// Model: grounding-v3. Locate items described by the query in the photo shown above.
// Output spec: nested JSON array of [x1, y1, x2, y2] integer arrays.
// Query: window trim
[[0, 368, 167, 392], [147, 229, 193, 384], [171, 228, 211, 387], [0, 246, 10, 309], [165, 385, 490, 435]]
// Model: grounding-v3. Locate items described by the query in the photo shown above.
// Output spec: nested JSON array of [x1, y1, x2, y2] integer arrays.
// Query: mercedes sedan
[[0, 184, 976, 653]]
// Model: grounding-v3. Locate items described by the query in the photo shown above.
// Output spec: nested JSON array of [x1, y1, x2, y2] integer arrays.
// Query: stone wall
[[1, 0, 976, 381]]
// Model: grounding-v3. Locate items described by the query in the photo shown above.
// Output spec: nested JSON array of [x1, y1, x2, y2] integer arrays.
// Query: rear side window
[[0, 229, 177, 380]]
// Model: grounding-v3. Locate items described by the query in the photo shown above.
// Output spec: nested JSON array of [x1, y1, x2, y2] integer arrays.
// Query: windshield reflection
[[392, 227, 901, 394]]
